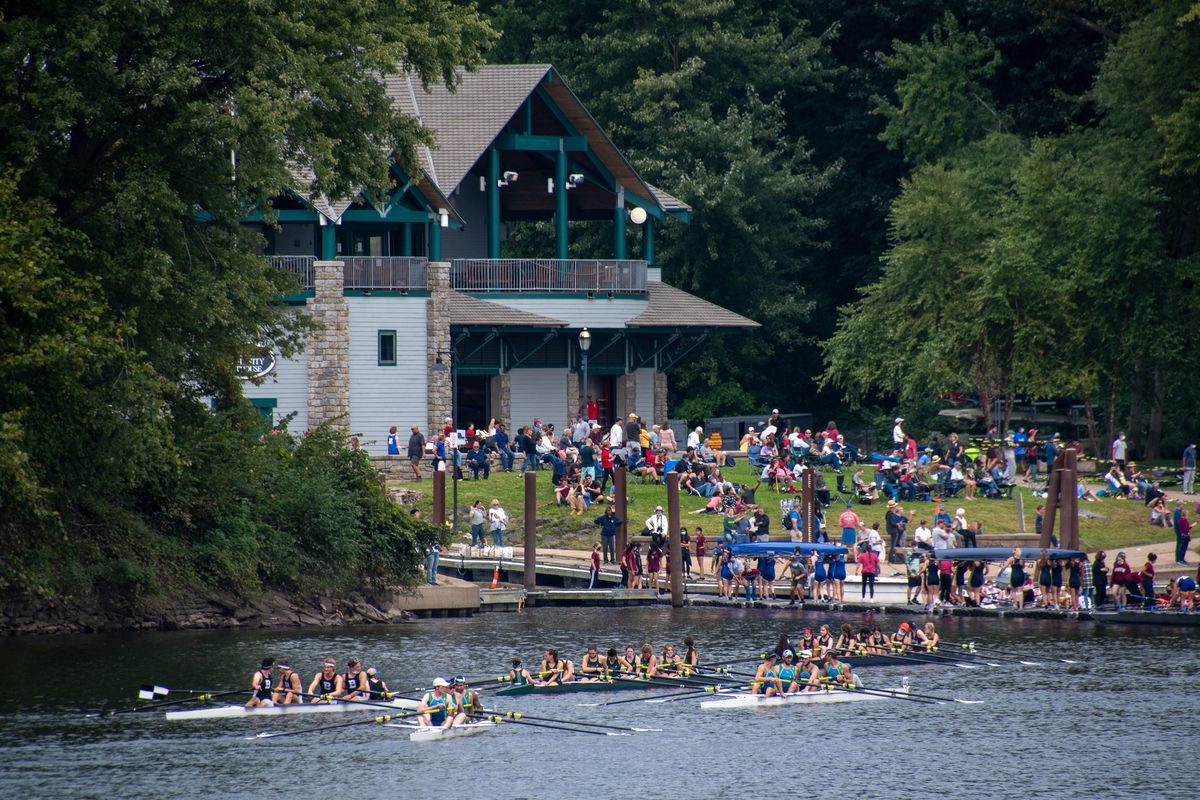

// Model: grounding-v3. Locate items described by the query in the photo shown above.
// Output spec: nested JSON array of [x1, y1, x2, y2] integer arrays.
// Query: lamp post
[[579, 328, 591, 421]]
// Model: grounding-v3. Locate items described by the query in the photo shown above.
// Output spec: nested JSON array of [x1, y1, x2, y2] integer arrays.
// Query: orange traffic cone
[[491, 563, 501, 589]]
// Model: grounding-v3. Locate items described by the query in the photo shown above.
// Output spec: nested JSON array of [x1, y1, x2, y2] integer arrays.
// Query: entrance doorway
[[455, 375, 491, 431], [584, 376, 617, 429]]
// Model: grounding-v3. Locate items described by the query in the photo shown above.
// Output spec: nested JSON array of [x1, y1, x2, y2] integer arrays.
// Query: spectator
[[1183, 443, 1197, 496], [1092, 551, 1109, 607], [859, 547, 879, 600], [488, 499, 508, 547], [954, 507, 975, 547], [644, 505, 668, 539], [406, 424, 425, 479], [892, 416, 905, 445], [885, 500, 903, 550], [687, 426, 703, 450], [580, 438, 597, 483], [1111, 431, 1127, 469], [931, 521, 954, 552], [518, 426, 539, 472], [598, 441, 615, 491], [387, 425, 401, 456], [427, 541, 440, 585], [572, 416, 590, 445], [659, 423, 677, 455], [837, 502, 861, 558], [1176, 504, 1192, 565], [468, 500, 486, 547], [493, 423, 514, 472], [466, 440, 490, 480], [624, 413, 642, 460], [913, 519, 933, 552]]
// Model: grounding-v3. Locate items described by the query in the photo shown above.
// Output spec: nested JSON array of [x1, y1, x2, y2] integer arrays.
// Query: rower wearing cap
[[506, 658, 534, 687], [891, 622, 914, 652], [308, 659, 345, 703], [793, 650, 820, 692], [272, 661, 302, 705], [365, 667, 390, 700], [798, 628, 816, 655], [343, 657, 370, 702], [751, 652, 777, 695], [766, 650, 798, 697], [246, 658, 276, 709], [416, 677, 452, 727], [446, 676, 484, 728]]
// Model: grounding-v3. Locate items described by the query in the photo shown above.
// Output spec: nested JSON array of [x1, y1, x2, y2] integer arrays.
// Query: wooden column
[[801, 469, 815, 542], [523, 471, 537, 592], [1041, 452, 1064, 549], [667, 472, 683, 607], [1062, 449, 1079, 550], [614, 466, 628, 557], [432, 468, 446, 525]]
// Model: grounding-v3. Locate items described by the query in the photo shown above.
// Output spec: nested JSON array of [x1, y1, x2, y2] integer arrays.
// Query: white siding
[[485, 296, 647, 328], [242, 350, 308, 432], [346, 296, 428, 453], [509, 369, 568, 431], [634, 368, 655, 424]]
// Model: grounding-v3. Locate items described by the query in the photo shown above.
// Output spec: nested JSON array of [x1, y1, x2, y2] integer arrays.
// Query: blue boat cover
[[931, 547, 1086, 561], [730, 542, 849, 557]]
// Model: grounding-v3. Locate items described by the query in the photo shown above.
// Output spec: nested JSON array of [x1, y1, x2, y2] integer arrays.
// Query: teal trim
[[243, 208, 321, 223], [524, 97, 532, 134], [555, 148, 568, 259], [320, 224, 336, 259], [341, 207, 430, 223], [496, 133, 588, 152], [344, 290, 431, 298], [429, 221, 442, 261], [377, 329, 397, 366], [402, 223, 413, 256], [250, 397, 277, 423], [467, 292, 646, 300], [456, 366, 501, 376], [643, 217, 655, 264], [571, 364, 626, 376], [279, 292, 314, 304], [613, 201, 626, 259], [488, 147, 501, 258]]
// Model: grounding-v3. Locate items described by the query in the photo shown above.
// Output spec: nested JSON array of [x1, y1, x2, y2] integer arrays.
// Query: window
[[250, 398, 277, 423], [378, 330, 397, 366]]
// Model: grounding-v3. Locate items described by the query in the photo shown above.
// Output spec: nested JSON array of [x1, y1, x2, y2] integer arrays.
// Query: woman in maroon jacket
[[1111, 552, 1132, 610]]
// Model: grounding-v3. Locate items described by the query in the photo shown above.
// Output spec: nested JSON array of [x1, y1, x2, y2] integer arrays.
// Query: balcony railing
[[271, 255, 316, 292], [450, 259, 648, 293], [342, 256, 428, 291]]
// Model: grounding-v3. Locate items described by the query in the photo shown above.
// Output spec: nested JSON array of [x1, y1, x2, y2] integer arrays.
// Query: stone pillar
[[426, 261, 452, 433], [614, 374, 636, 420], [654, 370, 668, 424], [498, 372, 512, 427], [307, 260, 350, 430], [566, 369, 581, 425]]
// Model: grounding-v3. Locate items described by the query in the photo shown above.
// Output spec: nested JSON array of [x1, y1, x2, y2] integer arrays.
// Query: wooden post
[[801, 469, 815, 542], [667, 472, 683, 607], [1015, 489, 1026, 533], [523, 471, 537, 592], [1062, 449, 1079, 550], [1041, 452, 1063, 549], [614, 466, 628, 558], [432, 468, 446, 526]]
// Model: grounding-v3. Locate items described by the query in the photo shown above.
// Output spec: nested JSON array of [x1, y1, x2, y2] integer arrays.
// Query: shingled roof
[[625, 282, 759, 329], [447, 292, 567, 328]]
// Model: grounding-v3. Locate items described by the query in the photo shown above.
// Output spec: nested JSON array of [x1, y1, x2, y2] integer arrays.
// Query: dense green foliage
[[0, 1, 490, 598]]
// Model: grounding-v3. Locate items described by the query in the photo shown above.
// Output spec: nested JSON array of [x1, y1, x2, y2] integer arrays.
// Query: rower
[[680, 635, 699, 676], [446, 676, 484, 728], [246, 657, 276, 709], [506, 657, 534, 687], [343, 657, 370, 702], [793, 650, 820, 692], [619, 646, 638, 676], [538, 648, 574, 685], [602, 648, 623, 679], [823, 652, 853, 687], [867, 625, 889, 655], [308, 659, 345, 703], [814, 625, 835, 655], [916, 622, 939, 651], [751, 652, 777, 695], [272, 661, 303, 705], [658, 644, 680, 676], [579, 644, 606, 680], [363, 667, 390, 700], [891, 622, 914, 653], [766, 649, 797, 697], [416, 677, 452, 727], [634, 643, 658, 678]]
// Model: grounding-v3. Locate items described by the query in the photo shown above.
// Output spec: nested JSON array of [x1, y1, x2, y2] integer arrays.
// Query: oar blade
[[953, 698, 986, 704]]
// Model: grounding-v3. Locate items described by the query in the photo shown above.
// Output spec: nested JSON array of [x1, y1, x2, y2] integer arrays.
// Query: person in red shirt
[[838, 503, 861, 557], [588, 544, 601, 589], [586, 397, 599, 423], [858, 548, 880, 600], [1141, 553, 1157, 611], [599, 442, 615, 491]]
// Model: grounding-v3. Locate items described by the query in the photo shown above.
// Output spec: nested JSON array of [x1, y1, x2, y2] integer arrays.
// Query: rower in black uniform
[[307, 659, 345, 703], [272, 661, 303, 705], [365, 667, 390, 700], [246, 657, 276, 709], [343, 657, 370, 702]]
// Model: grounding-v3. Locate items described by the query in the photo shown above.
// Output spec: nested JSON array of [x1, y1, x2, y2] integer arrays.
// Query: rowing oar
[[90, 689, 246, 717], [818, 682, 983, 705], [697, 654, 771, 668], [248, 711, 419, 740], [948, 640, 1075, 665], [581, 683, 744, 707], [285, 689, 424, 713], [481, 709, 659, 733], [485, 713, 629, 735]]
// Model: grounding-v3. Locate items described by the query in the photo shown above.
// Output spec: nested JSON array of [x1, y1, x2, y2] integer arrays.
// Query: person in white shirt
[[761, 423, 777, 441], [609, 421, 625, 458], [687, 427, 702, 449], [644, 506, 667, 537], [1111, 432, 1127, 467], [892, 417, 905, 445], [913, 521, 933, 550], [487, 499, 508, 547]]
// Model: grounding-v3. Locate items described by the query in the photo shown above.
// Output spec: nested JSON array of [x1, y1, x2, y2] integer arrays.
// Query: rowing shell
[[700, 684, 909, 710], [386, 720, 497, 742], [496, 676, 719, 697], [164, 698, 420, 721]]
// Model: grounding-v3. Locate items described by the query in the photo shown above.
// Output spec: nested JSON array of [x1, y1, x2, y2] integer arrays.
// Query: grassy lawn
[[402, 463, 1170, 553]]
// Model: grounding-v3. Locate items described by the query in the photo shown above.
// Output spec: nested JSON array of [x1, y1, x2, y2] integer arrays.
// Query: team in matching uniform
[[244, 656, 392, 709], [415, 675, 485, 729], [506, 635, 701, 686]]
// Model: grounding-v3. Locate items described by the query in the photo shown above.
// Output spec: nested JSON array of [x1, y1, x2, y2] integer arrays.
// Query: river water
[[1, 607, 1197, 800]]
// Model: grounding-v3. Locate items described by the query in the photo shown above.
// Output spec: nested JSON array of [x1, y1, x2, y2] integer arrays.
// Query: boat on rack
[[700, 682, 910, 710], [164, 697, 419, 721], [387, 720, 497, 742]]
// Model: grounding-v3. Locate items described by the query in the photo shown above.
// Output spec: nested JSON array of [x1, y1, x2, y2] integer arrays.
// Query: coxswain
[[365, 667, 391, 700], [308, 659, 344, 703], [766, 650, 798, 697], [579, 644, 606, 680], [446, 676, 484, 728], [751, 652, 778, 695], [343, 657, 370, 702], [272, 661, 302, 705], [538, 648, 574, 685], [891, 622, 914, 653], [246, 657, 276, 709], [916, 622, 939, 651], [680, 635, 699, 676], [506, 658, 534, 687], [416, 677, 452, 727], [634, 643, 658, 678], [823, 652, 853, 687], [798, 628, 816, 655]]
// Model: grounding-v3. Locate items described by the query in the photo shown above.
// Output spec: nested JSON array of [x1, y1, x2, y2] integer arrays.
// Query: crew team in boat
[[244, 657, 396, 708]]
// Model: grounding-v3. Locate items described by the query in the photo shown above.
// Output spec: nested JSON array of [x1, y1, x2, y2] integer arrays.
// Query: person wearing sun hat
[[445, 676, 483, 728], [416, 677, 453, 727]]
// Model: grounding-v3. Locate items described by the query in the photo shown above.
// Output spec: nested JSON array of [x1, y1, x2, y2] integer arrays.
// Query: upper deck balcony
[[270, 255, 429, 292], [450, 258, 647, 294]]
